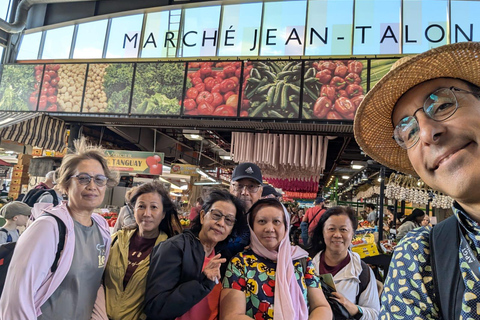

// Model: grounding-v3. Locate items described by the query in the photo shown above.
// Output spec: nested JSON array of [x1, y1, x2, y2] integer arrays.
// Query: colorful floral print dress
[[222, 249, 320, 320]]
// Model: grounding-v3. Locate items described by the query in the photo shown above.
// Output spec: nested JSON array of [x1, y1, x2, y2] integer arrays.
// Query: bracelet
[[353, 306, 363, 320]]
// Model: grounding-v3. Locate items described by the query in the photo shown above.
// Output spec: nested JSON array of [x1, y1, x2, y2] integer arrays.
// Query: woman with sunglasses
[[144, 189, 246, 320], [104, 181, 181, 320], [0, 137, 118, 320]]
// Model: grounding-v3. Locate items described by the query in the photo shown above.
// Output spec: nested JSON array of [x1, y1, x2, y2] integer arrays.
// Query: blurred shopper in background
[[396, 208, 425, 241], [113, 187, 137, 233]]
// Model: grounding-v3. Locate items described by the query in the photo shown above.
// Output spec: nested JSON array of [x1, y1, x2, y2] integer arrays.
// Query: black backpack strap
[[430, 216, 463, 320], [356, 260, 371, 304], [42, 213, 66, 273]]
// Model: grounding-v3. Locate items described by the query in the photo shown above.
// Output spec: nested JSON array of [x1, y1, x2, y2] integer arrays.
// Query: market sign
[[170, 164, 199, 176], [105, 150, 164, 175], [17, 0, 480, 61]]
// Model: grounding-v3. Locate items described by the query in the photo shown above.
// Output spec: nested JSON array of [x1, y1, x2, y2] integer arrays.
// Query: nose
[[264, 222, 275, 232], [85, 178, 96, 189], [143, 207, 153, 217], [215, 215, 226, 227], [416, 112, 446, 146], [240, 186, 249, 195]]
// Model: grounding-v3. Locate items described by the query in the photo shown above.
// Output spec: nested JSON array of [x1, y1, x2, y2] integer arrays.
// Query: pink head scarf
[[248, 201, 309, 320]]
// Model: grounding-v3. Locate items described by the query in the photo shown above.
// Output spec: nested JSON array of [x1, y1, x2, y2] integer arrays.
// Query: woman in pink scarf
[[220, 198, 331, 320]]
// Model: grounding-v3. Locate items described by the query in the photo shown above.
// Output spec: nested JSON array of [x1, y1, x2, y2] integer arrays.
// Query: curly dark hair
[[190, 189, 246, 247], [129, 181, 181, 238], [310, 206, 358, 257]]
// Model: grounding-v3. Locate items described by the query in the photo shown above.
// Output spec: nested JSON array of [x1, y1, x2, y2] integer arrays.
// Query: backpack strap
[[0, 228, 12, 243], [42, 213, 66, 273], [430, 216, 463, 320], [356, 260, 371, 304]]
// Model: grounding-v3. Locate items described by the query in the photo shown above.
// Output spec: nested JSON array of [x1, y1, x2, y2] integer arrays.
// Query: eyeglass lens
[[75, 173, 108, 186], [209, 209, 236, 226], [394, 88, 458, 149]]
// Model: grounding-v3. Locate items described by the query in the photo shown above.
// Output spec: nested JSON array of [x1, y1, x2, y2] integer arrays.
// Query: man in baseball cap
[[229, 162, 263, 211], [354, 42, 480, 319]]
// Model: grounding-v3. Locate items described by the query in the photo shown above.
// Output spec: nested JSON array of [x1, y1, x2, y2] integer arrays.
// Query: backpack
[[22, 189, 59, 207], [430, 216, 463, 319], [0, 229, 13, 243], [0, 213, 66, 297]]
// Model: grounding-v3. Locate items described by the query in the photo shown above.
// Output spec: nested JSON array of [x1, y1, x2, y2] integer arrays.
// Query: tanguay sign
[[105, 150, 164, 175], [19, 0, 480, 61]]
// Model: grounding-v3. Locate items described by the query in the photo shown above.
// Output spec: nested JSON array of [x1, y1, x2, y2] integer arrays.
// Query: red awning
[[0, 159, 13, 166]]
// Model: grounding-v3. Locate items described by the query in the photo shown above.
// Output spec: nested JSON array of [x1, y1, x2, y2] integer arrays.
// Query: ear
[[199, 210, 206, 225]]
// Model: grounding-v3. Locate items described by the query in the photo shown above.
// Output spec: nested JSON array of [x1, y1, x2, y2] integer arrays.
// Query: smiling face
[[323, 214, 354, 256], [392, 78, 480, 206], [199, 200, 236, 245], [67, 159, 107, 213], [134, 192, 165, 237], [252, 206, 286, 251]]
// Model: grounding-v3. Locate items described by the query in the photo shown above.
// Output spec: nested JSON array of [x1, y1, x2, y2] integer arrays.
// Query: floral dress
[[222, 249, 319, 320]]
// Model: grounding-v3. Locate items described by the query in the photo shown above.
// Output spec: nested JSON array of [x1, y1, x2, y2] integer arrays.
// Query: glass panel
[[302, 59, 367, 120], [402, 0, 448, 54], [106, 14, 144, 58], [260, 1, 307, 56], [42, 26, 74, 59], [305, 0, 354, 56], [451, 1, 480, 43], [218, 3, 263, 57], [0, 0, 10, 20], [241, 61, 300, 118], [73, 20, 108, 59], [16, 32, 42, 60], [182, 61, 241, 117], [141, 10, 181, 58], [353, 0, 401, 55], [42, 64, 87, 112], [179, 6, 221, 58], [0, 64, 43, 111], [0, 46, 4, 63], [83, 63, 134, 113], [131, 62, 185, 115]]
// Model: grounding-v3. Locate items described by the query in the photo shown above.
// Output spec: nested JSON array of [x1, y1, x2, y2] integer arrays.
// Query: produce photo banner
[[0, 58, 397, 121]]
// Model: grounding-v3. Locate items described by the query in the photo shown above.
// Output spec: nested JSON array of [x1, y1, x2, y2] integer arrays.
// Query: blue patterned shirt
[[380, 203, 480, 319]]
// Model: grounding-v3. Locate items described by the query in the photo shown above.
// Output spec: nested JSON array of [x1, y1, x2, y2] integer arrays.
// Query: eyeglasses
[[393, 86, 480, 149], [231, 183, 260, 193], [208, 209, 236, 226], [71, 173, 108, 187]]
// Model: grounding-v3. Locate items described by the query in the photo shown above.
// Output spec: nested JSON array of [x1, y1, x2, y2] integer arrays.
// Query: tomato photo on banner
[[302, 59, 367, 120], [241, 61, 301, 119], [181, 61, 241, 117]]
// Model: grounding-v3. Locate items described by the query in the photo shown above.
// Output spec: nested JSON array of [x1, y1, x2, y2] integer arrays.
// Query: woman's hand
[[331, 291, 360, 317], [203, 254, 226, 283]]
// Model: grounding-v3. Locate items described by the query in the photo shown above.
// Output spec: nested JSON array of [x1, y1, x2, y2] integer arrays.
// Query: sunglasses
[[393, 86, 480, 149], [208, 209, 236, 226], [71, 173, 108, 187]]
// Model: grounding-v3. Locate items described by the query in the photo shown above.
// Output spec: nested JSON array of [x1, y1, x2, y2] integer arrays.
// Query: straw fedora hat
[[354, 41, 480, 176]]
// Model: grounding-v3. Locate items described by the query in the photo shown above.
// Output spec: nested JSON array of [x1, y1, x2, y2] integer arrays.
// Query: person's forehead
[[392, 77, 469, 122], [233, 178, 259, 185]]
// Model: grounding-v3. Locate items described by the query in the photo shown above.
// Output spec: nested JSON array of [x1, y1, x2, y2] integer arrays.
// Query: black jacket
[[144, 230, 216, 320]]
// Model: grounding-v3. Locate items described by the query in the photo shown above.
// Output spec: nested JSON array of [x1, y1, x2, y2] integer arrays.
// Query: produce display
[[47, 64, 87, 112], [302, 59, 367, 120], [83, 63, 134, 113], [0, 64, 41, 111], [100, 211, 118, 227], [241, 61, 301, 118], [369, 59, 397, 88], [183, 61, 241, 117], [131, 62, 186, 115]]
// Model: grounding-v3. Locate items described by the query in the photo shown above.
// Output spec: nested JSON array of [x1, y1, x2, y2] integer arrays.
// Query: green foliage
[[132, 62, 188, 114], [0, 65, 36, 111], [103, 63, 134, 113]]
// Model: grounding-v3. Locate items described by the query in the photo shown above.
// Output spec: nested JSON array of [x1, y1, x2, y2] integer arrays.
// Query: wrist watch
[[353, 306, 363, 320]]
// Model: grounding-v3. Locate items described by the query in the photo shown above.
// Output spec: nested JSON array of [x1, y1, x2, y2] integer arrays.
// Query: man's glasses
[[71, 173, 108, 187], [208, 209, 236, 226], [393, 86, 480, 149], [231, 183, 260, 193]]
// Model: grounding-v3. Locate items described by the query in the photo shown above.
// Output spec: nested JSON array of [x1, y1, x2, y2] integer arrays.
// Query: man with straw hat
[[354, 42, 480, 319]]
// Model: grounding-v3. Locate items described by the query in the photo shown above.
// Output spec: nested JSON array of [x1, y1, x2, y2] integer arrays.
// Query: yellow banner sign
[[105, 150, 164, 175]]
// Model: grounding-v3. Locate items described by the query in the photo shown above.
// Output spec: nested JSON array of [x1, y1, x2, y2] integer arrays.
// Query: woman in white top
[[310, 206, 380, 320]]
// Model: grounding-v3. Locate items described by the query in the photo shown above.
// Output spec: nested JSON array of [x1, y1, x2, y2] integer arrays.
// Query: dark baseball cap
[[314, 197, 325, 205], [231, 162, 262, 185], [262, 185, 281, 198]]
